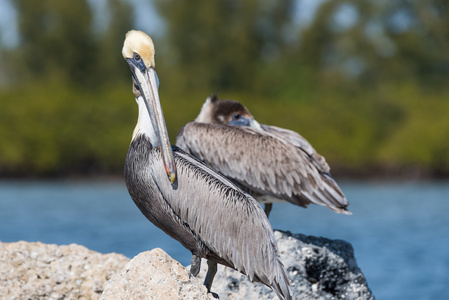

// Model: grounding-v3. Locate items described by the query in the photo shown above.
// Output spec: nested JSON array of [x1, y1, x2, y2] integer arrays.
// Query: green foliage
[[378, 85, 449, 174], [296, 0, 449, 88], [0, 0, 135, 176], [155, 0, 294, 91], [6, 0, 95, 85], [1, 0, 449, 178], [2, 0, 132, 88], [0, 81, 135, 176]]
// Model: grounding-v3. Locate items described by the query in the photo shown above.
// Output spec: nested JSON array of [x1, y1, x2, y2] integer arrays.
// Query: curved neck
[[132, 96, 158, 146]]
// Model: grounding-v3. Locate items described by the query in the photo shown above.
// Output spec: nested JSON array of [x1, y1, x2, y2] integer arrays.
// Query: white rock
[[101, 248, 214, 300], [0, 241, 129, 300]]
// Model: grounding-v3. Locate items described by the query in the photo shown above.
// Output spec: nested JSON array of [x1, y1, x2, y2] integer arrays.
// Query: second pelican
[[176, 94, 351, 217]]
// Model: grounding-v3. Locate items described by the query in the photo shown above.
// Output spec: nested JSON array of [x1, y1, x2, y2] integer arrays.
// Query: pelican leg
[[204, 260, 218, 293], [264, 203, 273, 217], [190, 254, 201, 277]]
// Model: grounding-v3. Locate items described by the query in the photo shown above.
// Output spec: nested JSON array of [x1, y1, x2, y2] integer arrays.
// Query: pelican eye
[[132, 52, 146, 71], [228, 113, 250, 127]]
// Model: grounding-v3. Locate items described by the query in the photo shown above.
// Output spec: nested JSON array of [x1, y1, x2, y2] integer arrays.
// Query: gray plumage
[[122, 31, 292, 299], [176, 94, 350, 215], [125, 135, 291, 299]]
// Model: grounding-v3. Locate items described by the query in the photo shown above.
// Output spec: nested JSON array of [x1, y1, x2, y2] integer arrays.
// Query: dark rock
[[195, 230, 375, 300]]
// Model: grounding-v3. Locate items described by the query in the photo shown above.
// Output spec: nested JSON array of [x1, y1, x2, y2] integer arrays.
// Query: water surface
[[1, 180, 448, 300]]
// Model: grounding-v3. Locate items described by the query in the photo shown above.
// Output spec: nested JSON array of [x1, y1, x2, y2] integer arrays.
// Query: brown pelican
[[176, 94, 351, 217], [121, 30, 291, 299]]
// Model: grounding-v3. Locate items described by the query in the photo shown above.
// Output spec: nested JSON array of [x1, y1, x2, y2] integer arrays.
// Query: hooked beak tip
[[168, 172, 176, 184]]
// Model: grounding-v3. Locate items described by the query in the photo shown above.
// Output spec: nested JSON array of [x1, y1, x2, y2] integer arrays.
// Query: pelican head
[[195, 93, 262, 130], [122, 30, 176, 184]]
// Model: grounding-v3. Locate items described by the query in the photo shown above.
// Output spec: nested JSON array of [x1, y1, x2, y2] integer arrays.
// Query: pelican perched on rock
[[176, 94, 351, 217], [122, 30, 291, 299]]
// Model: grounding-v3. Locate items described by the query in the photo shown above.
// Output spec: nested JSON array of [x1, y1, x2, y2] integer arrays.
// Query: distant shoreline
[[1, 167, 448, 182]]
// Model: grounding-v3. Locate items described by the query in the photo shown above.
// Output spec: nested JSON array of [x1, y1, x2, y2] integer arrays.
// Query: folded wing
[[177, 122, 350, 214]]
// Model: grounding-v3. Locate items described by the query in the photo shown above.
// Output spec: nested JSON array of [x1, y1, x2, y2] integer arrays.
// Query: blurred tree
[[2, 0, 132, 88], [0, 0, 135, 177], [155, 0, 294, 92], [289, 0, 449, 176], [95, 0, 134, 86], [5, 0, 95, 85], [1, 0, 449, 178], [297, 0, 449, 88], [383, 0, 449, 87]]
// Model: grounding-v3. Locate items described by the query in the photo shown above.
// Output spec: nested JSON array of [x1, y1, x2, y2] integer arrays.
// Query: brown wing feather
[[260, 124, 330, 174], [176, 122, 350, 214]]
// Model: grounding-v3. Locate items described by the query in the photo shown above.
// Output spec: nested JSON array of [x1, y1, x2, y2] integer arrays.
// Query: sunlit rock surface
[[0, 241, 128, 300], [101, 248, 214, 300]]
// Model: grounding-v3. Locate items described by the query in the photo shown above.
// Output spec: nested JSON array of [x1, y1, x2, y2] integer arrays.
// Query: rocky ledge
[[0, 241, 129, 299], [0, 231, 374, 300]]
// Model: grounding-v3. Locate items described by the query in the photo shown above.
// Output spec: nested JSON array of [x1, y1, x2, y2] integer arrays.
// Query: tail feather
[[253, 246, 292, 299], [270, 263, 292, 300]]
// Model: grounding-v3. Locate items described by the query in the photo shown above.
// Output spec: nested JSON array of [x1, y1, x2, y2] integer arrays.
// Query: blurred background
[[1, 1, 448, 299], [1, 0, 448, 178]]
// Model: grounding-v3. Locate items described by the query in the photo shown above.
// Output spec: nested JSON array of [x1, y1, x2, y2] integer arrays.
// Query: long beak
[[249, 118, 263, 131], [130, 63, 177, 184], [228, 115, 263, 131]]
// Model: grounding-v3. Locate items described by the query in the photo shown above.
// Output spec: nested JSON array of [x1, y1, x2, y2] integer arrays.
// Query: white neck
[[132, 96, 158, 146], [194, 97, 213, 123]]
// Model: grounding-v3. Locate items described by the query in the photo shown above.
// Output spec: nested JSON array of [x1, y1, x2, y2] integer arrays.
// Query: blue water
[[0, 180, 448, 300]]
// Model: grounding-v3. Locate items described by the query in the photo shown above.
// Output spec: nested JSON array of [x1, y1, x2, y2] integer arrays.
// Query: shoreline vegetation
[[0, 76, 449, 180], [1, 82, 448, 181], [1, 82, 449, 181], [1, 1, 448, 180], [1, 164, 448, 182]]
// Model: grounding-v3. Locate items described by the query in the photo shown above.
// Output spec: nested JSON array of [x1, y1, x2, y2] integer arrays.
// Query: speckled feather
[[177, 121, 350, 214]]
